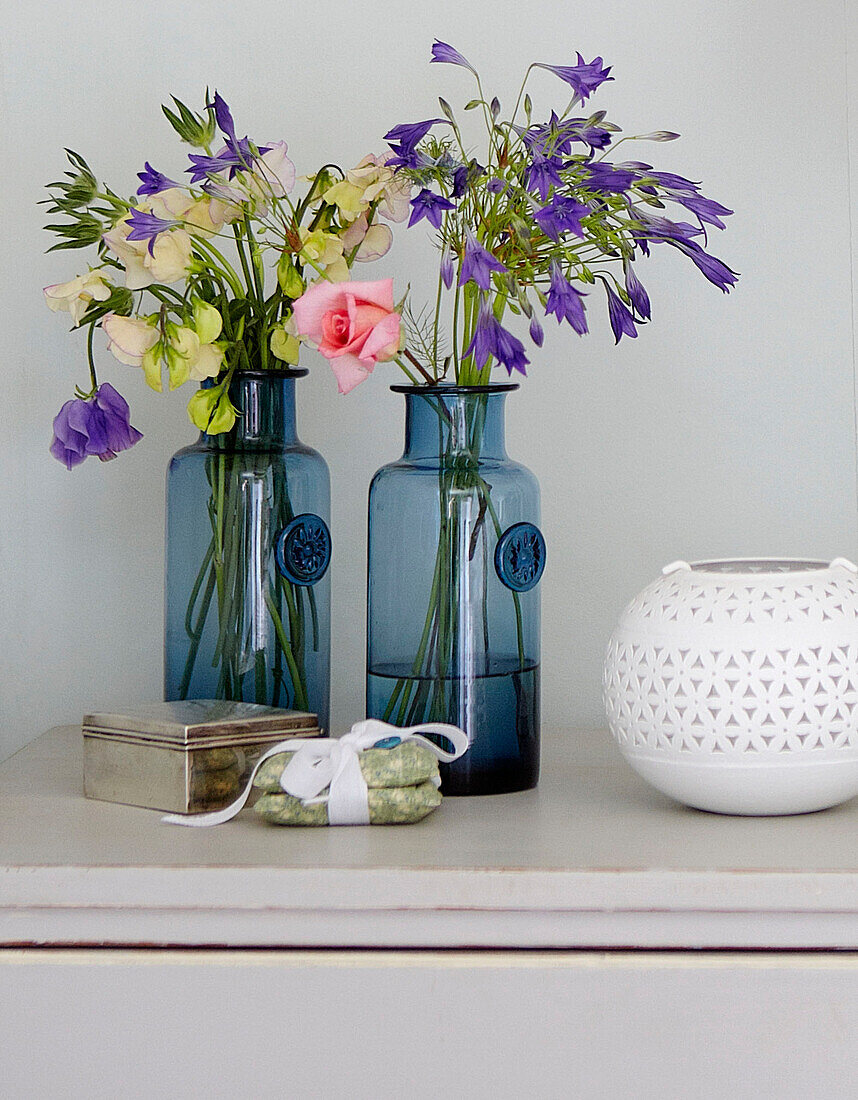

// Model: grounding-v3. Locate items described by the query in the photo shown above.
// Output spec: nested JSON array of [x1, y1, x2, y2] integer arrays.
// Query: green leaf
[[464, 99, 482, 111]]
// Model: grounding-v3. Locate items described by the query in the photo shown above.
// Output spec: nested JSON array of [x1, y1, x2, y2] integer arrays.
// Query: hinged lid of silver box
[[82, 699, 319, 745]]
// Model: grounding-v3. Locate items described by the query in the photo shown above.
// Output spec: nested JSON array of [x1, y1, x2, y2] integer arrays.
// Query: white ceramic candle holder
[[603, 558, 858, 815]]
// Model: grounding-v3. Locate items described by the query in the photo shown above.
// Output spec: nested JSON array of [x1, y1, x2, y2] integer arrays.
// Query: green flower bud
[[187, 385, 236, 435], [277, 252, 305, 299], [142, 344, 163, 393], [270, 327, 300, 365], [193, 300, 223, 344]]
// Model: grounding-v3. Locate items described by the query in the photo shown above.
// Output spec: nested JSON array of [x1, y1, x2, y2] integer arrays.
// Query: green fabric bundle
[[252, 739, 443, 826]]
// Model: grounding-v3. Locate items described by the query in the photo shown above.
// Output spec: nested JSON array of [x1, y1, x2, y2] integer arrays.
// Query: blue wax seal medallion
[[274, 514, 331, 586], [372, 736, 402, 750], [494, 522, 546, 592]]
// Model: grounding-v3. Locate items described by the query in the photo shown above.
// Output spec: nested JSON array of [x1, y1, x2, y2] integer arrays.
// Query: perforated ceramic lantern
[[603, 558, 858, 815]]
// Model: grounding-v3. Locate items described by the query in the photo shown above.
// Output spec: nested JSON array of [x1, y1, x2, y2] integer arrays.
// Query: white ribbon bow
[[162, 718, 470, 828]]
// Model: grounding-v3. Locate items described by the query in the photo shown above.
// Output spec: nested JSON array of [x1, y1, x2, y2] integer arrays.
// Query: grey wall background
[[1, 0, 856, 760]]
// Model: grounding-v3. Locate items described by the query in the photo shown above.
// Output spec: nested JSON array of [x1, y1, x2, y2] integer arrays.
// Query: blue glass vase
[[366, 385, 543, 794], [165, 369, 330, 732]]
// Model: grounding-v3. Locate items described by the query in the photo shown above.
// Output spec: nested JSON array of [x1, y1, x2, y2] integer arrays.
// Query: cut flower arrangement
[[44, 90, 408, 466], [307, 40, 738, 790], [43, 93, 410, 715]]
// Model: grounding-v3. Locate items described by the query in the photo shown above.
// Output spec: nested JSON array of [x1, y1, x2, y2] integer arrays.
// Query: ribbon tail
[[162, 737, 316, 827]]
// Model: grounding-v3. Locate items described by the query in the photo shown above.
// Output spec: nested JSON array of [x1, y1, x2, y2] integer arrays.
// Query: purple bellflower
[[50, 384, 143, 470], [633, 212, 701, 255], [385, 118, 447, 169], [523, 112, 613, 156], [675, 193, 734, 232], [606, 285, 638, 342], [529, 316, 544, 347], [126, 209, 181, 254], [581, 162, 636, 193], [451, 158, 485, 198], [408, 188, 456, 229], [209, 91, 237, 143], [137, 162, 180, 196], [385, 119, 445, 152], [545, 261, 588, 334], [534, 54, 613, 100], [670, 239, 738, 292], [459, 232, 507, 290], [624, 263, 651, 320], [533, 196, 589, 241], [464, 301, 530, 376], [187, 137, 269, 185], [440, 247, 456, 288], [430, 40, 477, 74], [526, 153, 564, 200]]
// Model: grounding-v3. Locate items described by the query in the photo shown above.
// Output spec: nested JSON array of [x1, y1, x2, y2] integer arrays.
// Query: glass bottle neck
[[401, 389, 510, 462], [204, 372, 300, 449]]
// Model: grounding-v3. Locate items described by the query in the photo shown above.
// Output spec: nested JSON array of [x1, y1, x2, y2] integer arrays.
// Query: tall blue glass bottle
[[366, 385, 543, 794], [165, 370, 330, 733]]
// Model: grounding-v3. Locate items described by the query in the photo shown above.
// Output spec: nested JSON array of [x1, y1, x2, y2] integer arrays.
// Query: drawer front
[[3, 949, 858, 1098]]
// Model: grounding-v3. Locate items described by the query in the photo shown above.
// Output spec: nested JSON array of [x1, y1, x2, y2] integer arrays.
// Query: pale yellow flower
[[44, 269, 112, 326]]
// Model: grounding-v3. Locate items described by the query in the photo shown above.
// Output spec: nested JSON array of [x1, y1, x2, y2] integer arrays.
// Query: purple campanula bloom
[[545, 261, 588, 334], [440, 247, 455, 289], [384, 119, 445, 153], [430, 40, 476, 74], [533, 196, 589, 241], [408, 188, 456, 229], [581, 162, 636, 193], [137, 162, 180, 196], [633, 212, 701, 254], [624, 263, 651, 319], [486, 177, 505, 194], [451, 165, 469, 198], [186, 137, 269, 184], [675, 193, 734, 231], [646, 170, 700, 194], [521, 114, 612, 156], [187, 152, 230, 184], [126, 209, 180, 242], [529, 316, 544, 347], [606, 285, 638, 342], [464, 301, 530, 376], [208, 91, 237, 143], [526, 153, 563, 200], [50, 384, 143, 470], [671, 239, 738, 292], [450, 159, 485, 199], [126, 209, 181, 255], [459, 232, 507, 290], [535, 54, 613, 100]]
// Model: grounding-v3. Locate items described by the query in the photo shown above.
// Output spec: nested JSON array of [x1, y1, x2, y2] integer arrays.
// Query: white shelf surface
[[3, 725, 858, 949]]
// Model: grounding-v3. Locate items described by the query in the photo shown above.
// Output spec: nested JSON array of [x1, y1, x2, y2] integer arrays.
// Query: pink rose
[[292, 279, 401, 394]]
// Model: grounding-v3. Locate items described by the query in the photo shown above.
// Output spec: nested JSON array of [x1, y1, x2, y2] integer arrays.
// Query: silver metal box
[[83, 700, 320, 813]]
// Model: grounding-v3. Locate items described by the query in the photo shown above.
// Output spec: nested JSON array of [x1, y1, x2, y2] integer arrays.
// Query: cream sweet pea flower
[[147, 229, 194, 284], [323, 178, 367, 223], [188, 342, 225, 381], [103, 216, 191, 289], [254, 142, 296, 198], [147, 188, 230, 238], [299, 227, 349, 281], [341, 154, 412, 223], [341, 215, 393, 263], [102, 313, 159, 367], [44, 269, 112, 326]]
